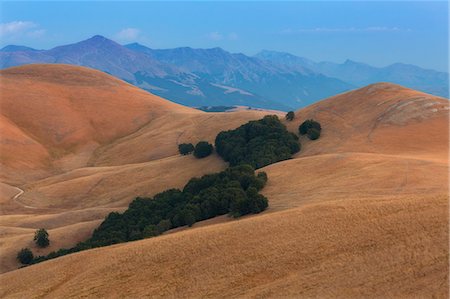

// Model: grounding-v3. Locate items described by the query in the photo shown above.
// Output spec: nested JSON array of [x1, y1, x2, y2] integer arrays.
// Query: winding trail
[[11, 187, 37, 209]]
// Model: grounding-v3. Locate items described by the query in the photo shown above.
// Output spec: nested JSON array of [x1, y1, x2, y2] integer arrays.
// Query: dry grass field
[[0, 64, 448, 298]]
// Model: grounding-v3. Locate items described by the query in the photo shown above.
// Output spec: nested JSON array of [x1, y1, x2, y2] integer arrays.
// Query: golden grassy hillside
[[0, 65, 448, 297], [285, 82, 449, 160], [0, 64, 271, 184], [0, 195, 447, 298], [0, 64, 272, 274]]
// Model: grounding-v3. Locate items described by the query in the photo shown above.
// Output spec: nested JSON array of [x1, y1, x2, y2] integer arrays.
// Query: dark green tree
[[143, 225, 161, 238], [307, 128, 321, 140], [17, 248, 34, 264], [193, 141, 213, 158], [299, 119, 321, 135], [34, 228, 49, 248], [215, 115, 300, 169], [285, 111, 295, 121], [157, 219, 172, 233], [246, 187, 269, 214], [178, 143, 194, 155], [182, 209, 196, 227]]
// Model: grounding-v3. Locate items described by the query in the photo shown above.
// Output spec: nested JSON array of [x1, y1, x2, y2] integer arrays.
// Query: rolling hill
[[0, 64, 448, 298], [0, 64, 273, 273]]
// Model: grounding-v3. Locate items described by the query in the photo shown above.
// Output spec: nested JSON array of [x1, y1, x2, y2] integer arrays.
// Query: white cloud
[[281, 27, 411, 34], [115, 28, 140, 42], [0, 21, 39, 37]]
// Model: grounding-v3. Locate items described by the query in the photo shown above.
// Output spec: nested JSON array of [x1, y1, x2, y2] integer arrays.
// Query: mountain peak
[[80, 35, 118, 46], [89, 35, 108, 41]]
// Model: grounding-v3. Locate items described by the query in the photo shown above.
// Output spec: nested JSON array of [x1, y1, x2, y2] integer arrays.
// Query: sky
[[0, 1, 448, 72]]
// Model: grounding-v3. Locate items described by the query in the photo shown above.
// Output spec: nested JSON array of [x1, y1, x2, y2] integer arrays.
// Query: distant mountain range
[[1, 35, 447, 110], [256, 50, 448, 99]]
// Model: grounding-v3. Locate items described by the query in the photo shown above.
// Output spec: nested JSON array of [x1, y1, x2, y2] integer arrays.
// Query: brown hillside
[[0, 64, 448, 297], [0, 64, 272, 273], [285, 82, 448, 160], [0, 64, 195, 183], [0, 195, 447, 298]]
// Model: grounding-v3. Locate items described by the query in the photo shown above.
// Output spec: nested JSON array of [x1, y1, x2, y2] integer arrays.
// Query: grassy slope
[[0, 66, 448, 297]]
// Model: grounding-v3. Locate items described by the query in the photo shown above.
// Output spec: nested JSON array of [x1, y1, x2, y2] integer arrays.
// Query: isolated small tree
[[285, 111, 295, 121], [178, 143, 194, 155], [17, 248, 34, 264], [34, 228, 49, 248], [299, 119, 321, 135], [193, 141, 213, 158], [307, 128, 321, 140]]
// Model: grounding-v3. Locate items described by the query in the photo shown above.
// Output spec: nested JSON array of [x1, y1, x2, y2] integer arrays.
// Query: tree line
[[24, 165, 268, 265]]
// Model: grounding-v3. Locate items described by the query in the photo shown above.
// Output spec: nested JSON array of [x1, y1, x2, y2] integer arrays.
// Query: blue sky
[[0, 1, 447, 71]]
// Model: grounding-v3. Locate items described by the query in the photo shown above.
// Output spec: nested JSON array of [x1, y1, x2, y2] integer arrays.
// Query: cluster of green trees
[[17, 228, 50, 265], [178, 141, 213, 158], [215, 115, 300, 169], [299, 119, 322, 140], [27, 165, 268, 265]]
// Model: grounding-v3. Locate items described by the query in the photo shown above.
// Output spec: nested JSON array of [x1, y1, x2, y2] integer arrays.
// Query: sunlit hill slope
[[0, 64, 448, 298]]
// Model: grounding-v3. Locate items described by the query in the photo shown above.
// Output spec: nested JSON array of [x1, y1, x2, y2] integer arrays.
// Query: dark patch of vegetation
[[299, 119, 321, 135], [299, 119, 322, 140], [31, 165, 268, 264], [196, 106, 236, 112], [193, 141, 213, 158], [17, 248, 34, 264], [307, 128, 321, 140], [215, 115, 300, 169], [178, 143, 194, 155], [285, 111, 295, 121], [34, 228, 49, 248]]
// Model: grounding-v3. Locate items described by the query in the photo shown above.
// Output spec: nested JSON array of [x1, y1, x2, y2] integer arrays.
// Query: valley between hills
[[0, 64, 448, 298]]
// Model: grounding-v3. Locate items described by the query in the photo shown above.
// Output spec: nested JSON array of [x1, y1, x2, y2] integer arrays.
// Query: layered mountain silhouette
[[1, 35, 447, 110], [256, 50, 449, 98]]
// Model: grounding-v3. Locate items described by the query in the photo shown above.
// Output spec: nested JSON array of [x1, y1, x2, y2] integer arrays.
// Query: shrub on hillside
[[17, 248, 34, 264], [178, 143, 195, 155], [193, 141, 213, 158], [34, 228, 49, 248], [307, 128, 321, 140], [299, 119, 321, 136], [285, 111, 295, 121], [215, 115, 300, 169]]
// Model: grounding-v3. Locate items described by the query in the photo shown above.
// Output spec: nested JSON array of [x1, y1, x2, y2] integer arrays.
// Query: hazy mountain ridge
[[1, 36, 447, 110], [126, 42, 355, 108], [256, 50, 449, 98], [0, 36, 352, 110]]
